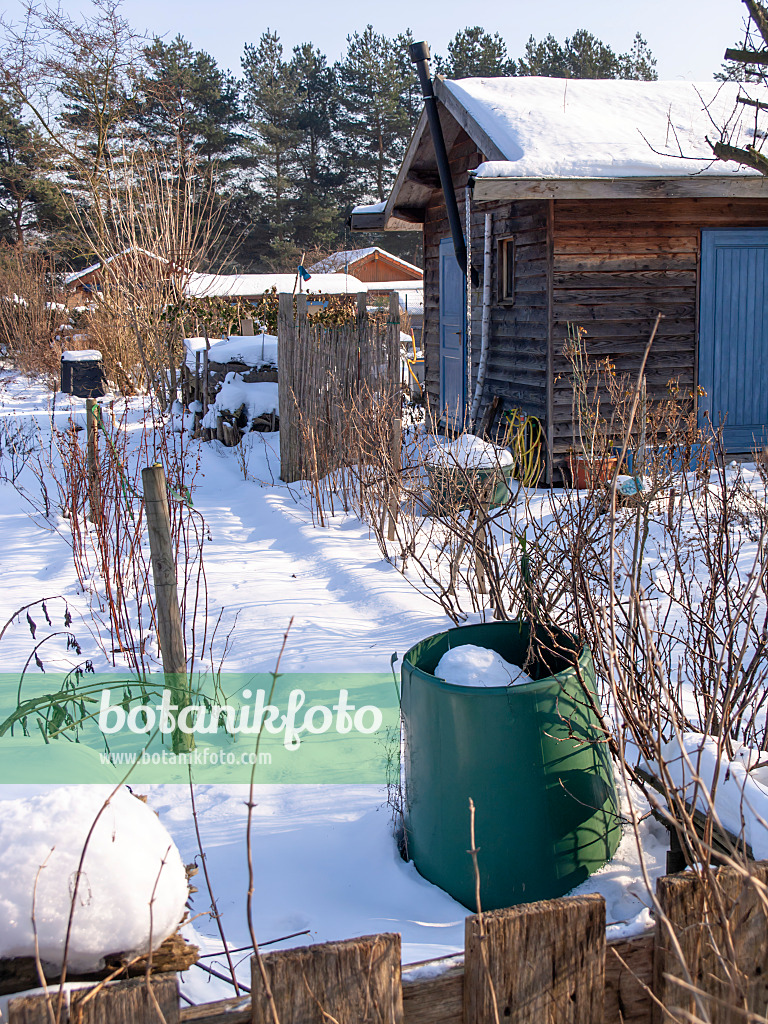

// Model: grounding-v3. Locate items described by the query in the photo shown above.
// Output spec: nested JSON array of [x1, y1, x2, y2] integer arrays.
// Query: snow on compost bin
[[0, 787, 188, 971], [424, 434, 513, 469], [434, 644, 533, 687], [424, 434, 515, 512]]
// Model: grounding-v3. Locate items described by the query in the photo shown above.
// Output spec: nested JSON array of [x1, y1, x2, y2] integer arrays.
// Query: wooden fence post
[[277, 291, 296, 482], [251, 933, 403, 1024], [464, 894, 606, 1024], [387, 416, 402, 541], [8, 976, 180, 1024], [86, 399, 100, 524], [389, 290, 401, 391], [474, 503, 488, 595], [142, 463, 194, 754], [653, 863, 768, 1024], [202, 329, 211, 440]]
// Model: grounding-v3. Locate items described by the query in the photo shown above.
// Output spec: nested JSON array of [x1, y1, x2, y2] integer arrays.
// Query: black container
[[61, 351, 106, 399]]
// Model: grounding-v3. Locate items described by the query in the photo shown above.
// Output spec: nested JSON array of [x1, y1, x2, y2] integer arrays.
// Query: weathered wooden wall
[[549, 197, 768, 464], [421, 102, 768, 475]]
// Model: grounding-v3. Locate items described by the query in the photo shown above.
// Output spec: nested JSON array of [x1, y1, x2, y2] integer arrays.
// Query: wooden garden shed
[[351, 75, 768, 480], [308, 246, 423, 284]]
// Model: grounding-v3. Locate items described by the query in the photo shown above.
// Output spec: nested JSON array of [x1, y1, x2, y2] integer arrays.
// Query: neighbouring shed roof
[[308, 247, 422, 276], [351, 77, 768, 229], [184, 272, 368, 299], [64, 248, 170, 286]]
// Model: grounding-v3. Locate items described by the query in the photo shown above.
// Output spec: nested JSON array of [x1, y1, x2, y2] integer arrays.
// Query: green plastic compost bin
[[401, 620, 621, 911], [426, 462, 516, 514]]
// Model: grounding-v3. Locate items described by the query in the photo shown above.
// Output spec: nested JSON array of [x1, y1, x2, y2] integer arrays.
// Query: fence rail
[[10, 864, 768, 1023]]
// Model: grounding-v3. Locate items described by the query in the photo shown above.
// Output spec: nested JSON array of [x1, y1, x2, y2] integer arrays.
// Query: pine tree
[[242, 30, 302, 266], [513, 30, 658, 80], [133, 36, 243, 178], [334, 26, 412, 204], [617, 34, 658, 81], [438, 27, 513, 79], [0, 93, 65, 246], [289, 43, 343, 251], [394, 29, 422, 132]]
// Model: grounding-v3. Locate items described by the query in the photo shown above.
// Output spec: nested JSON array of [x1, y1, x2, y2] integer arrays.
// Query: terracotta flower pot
[[567, 454, 618, 489]]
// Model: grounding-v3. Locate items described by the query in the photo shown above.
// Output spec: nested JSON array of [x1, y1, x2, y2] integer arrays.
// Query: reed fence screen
[[277, 291, 401, 484]]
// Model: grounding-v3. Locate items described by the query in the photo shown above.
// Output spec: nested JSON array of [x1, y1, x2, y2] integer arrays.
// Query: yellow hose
[[502, 409, 543, 487]]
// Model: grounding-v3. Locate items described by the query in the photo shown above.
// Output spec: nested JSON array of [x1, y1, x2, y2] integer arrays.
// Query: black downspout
[[410, 41, 475, 282]]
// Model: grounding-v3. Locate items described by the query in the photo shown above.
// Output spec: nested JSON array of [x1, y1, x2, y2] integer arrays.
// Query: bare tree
[[713, 0, 768, 173]]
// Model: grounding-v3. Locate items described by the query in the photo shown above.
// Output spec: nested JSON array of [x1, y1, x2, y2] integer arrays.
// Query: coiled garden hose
[[502, 409, 543, 487]]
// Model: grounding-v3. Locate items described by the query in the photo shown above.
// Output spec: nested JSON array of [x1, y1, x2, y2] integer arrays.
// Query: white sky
[[104, 0, 746, 81]]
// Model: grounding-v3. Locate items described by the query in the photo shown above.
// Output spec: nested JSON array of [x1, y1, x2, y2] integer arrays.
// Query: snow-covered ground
[[0, 372, 671, 1008]]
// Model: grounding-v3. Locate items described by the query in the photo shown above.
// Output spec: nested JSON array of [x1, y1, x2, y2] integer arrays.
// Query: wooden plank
[[654, 864, 768, 1024], [554, 197, 768, 222], [464, 894, 606, 1024], [473, 176, 768, 203], [402, 964, 463, 1024], [553, 287, 695, 305], [554, 254, 698, 272], [182, 996, 252, 1023], [604, 935, 654, 1024], [251, 933, 402, 1024], [552, 303, 696, 321], [71, 976, 180, 1023], [555, 241, 699, 258], [553, 271, 696, 289], [9, 976, 179, 1024]]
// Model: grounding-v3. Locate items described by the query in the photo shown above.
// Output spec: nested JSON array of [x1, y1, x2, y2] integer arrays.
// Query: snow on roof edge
[[443, 77, 768, 181]]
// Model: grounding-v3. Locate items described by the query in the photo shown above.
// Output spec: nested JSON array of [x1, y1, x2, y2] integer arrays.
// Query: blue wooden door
[[699, 229, 768, 450], [439, 238, 466, 422]]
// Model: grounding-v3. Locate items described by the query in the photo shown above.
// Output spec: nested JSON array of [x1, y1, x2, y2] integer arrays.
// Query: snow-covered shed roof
[[308, 247, 422, 277], [351, 77, 768, 229], [65, 248, 170, 286], [184, 272, 368, 299]]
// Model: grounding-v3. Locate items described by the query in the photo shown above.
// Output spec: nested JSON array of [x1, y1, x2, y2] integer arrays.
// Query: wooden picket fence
[[9, 862, 768, 1023], [277, 291, 401, 484]]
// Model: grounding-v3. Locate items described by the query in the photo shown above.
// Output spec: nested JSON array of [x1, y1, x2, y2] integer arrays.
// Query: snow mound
[[0, 787, 188, 972], [434, 644, 533, 688], [425, 434, 513, 469], [201, 374, 278, 428], [655, 734, 768, 860], [184, 334, 277, 370]]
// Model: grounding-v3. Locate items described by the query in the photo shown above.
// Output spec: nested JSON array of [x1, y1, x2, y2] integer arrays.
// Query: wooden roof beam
[[471, 175, 768, 202]]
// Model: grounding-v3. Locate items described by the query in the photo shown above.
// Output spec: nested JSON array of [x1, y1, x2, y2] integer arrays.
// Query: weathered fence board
[[654, 862, 768, 1024], [182, 932, 652, 1024], [8, 975, 179, 1024], [464, 894, 606, 1024], [605, 935, 654, 1024], [250, 932, 403, 1024], [401, 963, 463, 1024]]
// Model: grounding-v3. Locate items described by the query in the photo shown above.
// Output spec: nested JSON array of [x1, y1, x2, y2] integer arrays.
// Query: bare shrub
[[0, 245, 66, 381]]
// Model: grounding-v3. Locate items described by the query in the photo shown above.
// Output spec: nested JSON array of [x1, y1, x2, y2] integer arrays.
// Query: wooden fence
[[10, 863, 768, 1023], [277, 291, 401, 484]]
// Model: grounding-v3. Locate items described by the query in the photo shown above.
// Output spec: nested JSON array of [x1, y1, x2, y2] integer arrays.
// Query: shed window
[[498, 237, 515, 303]]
